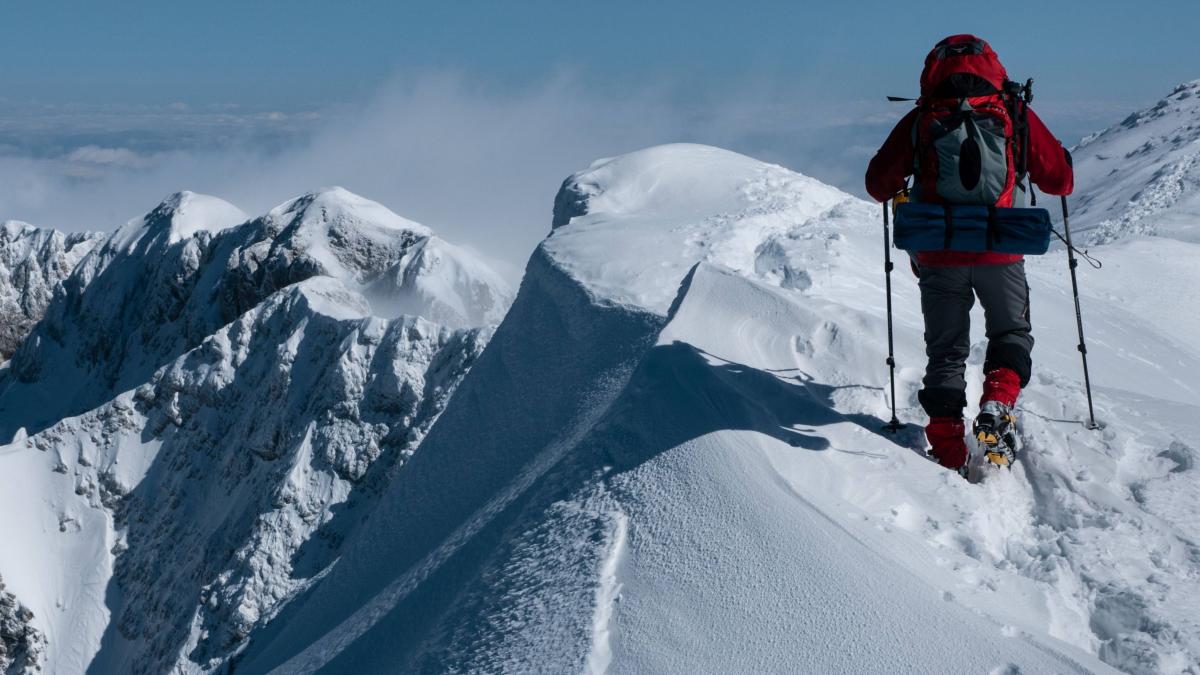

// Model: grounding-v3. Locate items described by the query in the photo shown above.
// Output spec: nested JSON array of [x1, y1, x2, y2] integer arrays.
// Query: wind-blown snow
[[229, 143, 1199, 674]]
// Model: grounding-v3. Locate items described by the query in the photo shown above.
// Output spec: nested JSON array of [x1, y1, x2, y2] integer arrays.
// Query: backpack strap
[[1004, 79, 1036, 204]]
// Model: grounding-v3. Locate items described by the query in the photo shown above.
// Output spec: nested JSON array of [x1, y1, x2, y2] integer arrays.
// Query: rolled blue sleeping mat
[[893, 202, 1053, 255]]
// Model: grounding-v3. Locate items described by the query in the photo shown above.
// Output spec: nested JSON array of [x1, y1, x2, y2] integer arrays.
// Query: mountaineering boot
[[974, 400, 1019, 467], [925, 416, 968, 474]]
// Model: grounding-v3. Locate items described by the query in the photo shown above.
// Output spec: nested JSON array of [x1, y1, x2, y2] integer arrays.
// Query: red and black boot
[[926, 416, 969, 478]]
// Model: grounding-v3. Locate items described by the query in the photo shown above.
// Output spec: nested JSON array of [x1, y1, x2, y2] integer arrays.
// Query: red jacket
[[865, 106, 1074, 266]]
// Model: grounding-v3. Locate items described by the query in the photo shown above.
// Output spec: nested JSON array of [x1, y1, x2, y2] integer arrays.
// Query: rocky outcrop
[[0, 188, 511, 673], [0, 575, 45, 675], [0, 222, 101, 359]]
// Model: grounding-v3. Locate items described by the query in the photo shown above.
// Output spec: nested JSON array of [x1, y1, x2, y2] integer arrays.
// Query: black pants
[[916, 261, 1033, 418]]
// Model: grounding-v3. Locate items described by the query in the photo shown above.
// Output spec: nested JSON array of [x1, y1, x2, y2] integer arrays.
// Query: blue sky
[[3, 1, 1194, 106], [0, 1, 1197, 267]]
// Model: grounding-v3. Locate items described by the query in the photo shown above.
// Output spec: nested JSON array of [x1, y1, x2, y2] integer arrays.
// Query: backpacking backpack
[[911, 35, 1032, 207]]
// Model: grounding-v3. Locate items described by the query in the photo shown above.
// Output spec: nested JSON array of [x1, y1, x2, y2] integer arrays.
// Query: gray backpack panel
[[930, 100, 1008, 204]]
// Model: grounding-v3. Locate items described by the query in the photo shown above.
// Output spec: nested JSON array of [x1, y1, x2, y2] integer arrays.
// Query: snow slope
[[1071, 80, 1200, 243], [232, 144, 1200, 674], [0, 221, 102, 359], [0, 190, 511, 673]]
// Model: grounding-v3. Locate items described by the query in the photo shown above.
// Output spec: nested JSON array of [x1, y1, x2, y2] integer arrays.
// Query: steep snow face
[[0, 188, 511, 442], [0, 279, 489, 674], [0, 221, 102, 359], [235, 144, 1199, 674], [0, 189, 509, 673], [1071, 80, 1200, 243]]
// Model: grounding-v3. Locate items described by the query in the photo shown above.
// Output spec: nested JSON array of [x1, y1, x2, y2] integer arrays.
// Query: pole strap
[[1050, 228, 1102, 269]]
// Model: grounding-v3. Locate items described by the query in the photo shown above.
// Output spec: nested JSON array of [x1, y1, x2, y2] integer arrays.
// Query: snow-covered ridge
[[547, 143, 853, 311], [0, 188, 510, 673], [0, 221, 102, 359], [1071, 79, 1200, 244], [231, 144, 1199, 674], [0, 187, 512, 443]]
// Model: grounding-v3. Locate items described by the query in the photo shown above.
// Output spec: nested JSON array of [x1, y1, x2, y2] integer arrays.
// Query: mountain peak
[[108, 191, 247, 253], [547, 143, 861, 313], [554, 144, 851, 230], [268, 187, 433, 238], [1, 220, 38, 240]]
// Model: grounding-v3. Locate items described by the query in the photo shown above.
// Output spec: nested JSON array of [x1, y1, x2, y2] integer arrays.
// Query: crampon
[[973, 401, 1020, 469]]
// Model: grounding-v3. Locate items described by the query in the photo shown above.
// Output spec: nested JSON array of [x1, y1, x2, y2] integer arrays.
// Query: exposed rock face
[[0, 189, 511, 443], [0, 575, 46, 675], [0, 222, 102, 360], [27, 279, 490, 673], [0, 189, 511, 673], [551, 175, 595, 229]]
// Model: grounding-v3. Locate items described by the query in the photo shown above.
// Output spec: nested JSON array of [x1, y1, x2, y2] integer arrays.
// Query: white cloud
[[66, 146, 155, 169], [0, 72, 970, 274]]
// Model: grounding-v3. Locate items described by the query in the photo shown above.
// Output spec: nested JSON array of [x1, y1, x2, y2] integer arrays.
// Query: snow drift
[[230, 144, 1199, 674]]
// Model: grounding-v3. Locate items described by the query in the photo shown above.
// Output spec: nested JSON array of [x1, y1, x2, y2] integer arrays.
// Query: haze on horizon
[[1, 0, 1196, 270]]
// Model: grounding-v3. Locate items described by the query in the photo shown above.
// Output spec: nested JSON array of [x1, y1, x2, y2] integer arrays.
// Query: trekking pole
[[882, 201, 904, 433], [1060, 195, 1102, 430]]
